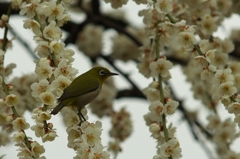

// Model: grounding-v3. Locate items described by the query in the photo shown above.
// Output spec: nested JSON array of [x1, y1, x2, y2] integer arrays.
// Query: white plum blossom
[[108, 139, 122, 156], [39, 91, 55, 106], [201, 65, 216, 81], [149, 58, 173, 79], [44, 1, 65, 22], [207, 114, 220, 130], [148, 101, 164, 122], [62, 115, 110, 159], [23, 19, 41, 36], [112, 33, 140, 62], [228, 62, 240, 75], [31, 123, 45, 137], [137, 56, 152, 78], [50, 75, 71, 97], [76, 24, 103, 57], [19, 0, 41, 18], [214, 69, 234, 85], [177, 32, 196, 49], [205, 49, 216, 62], [12, 117, 30, 131], [34, 41, 51, 57], [201, 14, 218, 35], [31, 141, 45, 158], [143, 83, 171, 102], [81, 125, 102, 146], [228, 102, 240, 115], [217, 82, 237, 98], [234, 114, 240, 127], [63, 109, 80, 127], [53, 59, 77, 78], [88, 144, 110, 159], [75, 142, 90, 158], [38, 111, 51, 121], [160, 138, 182, 159], [155, 0, 173, 14], [222, 38, 235, 53], [213, 119, 236, 148], [212, 52, 229, 68], [16, 143, 34, 158], [42, 131, 58, 142], [164, 100, 179, 115], [13, 131, 26, 143], [49, 41, 65, 55], [35, 59, 53, 80], [31, 79, 50, 98], [5, 94, 19, 106], [193, 56, 208, 71], [43, 21, 62, 40]]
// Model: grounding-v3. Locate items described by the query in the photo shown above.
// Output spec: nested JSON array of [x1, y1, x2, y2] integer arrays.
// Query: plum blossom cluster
[[183, 37, 240, 130], [207, 115, 240, 158], [61, 107, 110, 159], [108, 108, 132, 156], [12, 117, 46, 159], [136, 1, 183, 158], [3, 0, 74, 157], [111, 28, 144, 62], [76, 24, 103, 58], [8, 0, 112, 158], [143, 82, 182, 159], [137, 0, 240, 158], [183, 37, 234, 107], [5, 0, 88, 158], [0, 12, 45, 159], [1, 93, 46, 159], [14, 0, 77, 148], [0, 73, 40, 146], [109, 108, 132, 141]]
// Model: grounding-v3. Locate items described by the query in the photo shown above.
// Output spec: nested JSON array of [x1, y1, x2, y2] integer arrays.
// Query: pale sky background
[[1, 1, 240, 159]]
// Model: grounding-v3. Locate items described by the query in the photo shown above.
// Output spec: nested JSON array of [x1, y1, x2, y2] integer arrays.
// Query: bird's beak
[[110, 72, 118, 76]]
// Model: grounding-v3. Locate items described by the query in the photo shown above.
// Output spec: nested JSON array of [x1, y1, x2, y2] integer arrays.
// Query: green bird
[[51, 66, 118, 121]]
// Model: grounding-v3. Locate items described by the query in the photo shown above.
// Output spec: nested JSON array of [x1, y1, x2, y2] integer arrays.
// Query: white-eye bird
[[51, 66, 118, 121]]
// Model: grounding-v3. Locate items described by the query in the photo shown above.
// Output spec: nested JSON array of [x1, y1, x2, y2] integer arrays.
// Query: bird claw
[[77, 110, 86, 123]]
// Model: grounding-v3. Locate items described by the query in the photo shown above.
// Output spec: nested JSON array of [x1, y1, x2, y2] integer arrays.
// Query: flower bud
[[7, 84, 13, 91], [1, 14, 8, 21], [149, 123, 160, 133], [6, 115, 14, 122], [47, 122, 53, 129]]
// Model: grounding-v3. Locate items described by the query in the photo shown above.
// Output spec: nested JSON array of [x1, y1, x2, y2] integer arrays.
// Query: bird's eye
[[99, 70, 105, 76]]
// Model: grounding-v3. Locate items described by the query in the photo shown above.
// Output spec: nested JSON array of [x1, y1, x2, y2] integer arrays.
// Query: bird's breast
[[75, 85, 101, 109]]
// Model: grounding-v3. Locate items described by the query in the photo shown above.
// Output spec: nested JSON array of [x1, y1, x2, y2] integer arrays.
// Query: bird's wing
[[58, 76, 100, 101]]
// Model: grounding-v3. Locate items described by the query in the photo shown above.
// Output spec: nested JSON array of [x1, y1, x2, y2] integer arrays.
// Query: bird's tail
[[51, 103, 65, 115]]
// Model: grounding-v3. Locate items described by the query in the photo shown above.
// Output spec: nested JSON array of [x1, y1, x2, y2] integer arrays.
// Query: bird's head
[[89, 67, 118, 82]]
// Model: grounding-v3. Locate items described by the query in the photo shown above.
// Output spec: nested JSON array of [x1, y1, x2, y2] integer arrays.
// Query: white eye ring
[[99, 70, 105, 76]]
